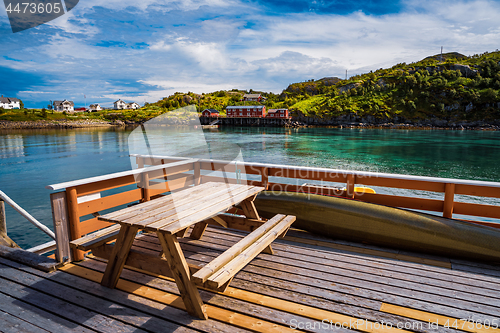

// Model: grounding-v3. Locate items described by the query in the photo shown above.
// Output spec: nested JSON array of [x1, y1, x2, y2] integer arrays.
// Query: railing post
[[137, 157, 150, 201], [142, 172, 151, 202], [50, 192, 72, 263], [443, 183, 455, 219], [346, 174, 356, 199], [0, 199, 6, 238], [261, 167, 269, 190], [67, 187, 84, 261], [194, 161, 201, 186]]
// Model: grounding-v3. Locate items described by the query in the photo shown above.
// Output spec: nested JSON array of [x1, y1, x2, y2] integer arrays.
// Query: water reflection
[[0, 134, 24, 158]]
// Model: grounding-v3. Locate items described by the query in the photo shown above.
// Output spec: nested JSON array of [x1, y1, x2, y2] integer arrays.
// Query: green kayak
[[254, 191, 500, 263]]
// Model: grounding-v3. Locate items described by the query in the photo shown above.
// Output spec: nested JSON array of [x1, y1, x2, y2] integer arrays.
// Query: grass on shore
[[0, 108, 167, 123]]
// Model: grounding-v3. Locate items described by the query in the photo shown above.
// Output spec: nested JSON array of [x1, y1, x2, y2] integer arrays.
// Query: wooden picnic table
[[95, 181, 295, 319]]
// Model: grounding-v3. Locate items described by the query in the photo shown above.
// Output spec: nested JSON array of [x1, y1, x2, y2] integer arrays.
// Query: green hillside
[[284, 51, 500, 123], [146, 50, 500, 124]]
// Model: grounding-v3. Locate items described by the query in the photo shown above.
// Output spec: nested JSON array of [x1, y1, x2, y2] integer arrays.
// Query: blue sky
[[1, 0, 500, 108]]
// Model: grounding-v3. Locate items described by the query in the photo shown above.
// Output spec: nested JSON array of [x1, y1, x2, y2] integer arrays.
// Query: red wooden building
[[266, 109, 289, 118], [201, 109, 220, 117], [226, 105, 266, 117]]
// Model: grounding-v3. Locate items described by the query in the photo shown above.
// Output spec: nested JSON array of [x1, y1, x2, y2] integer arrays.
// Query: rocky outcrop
[[451, 64, 478, 77], [338, 82, 361, 93]]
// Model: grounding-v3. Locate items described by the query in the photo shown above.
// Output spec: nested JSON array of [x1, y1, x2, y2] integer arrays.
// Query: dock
[[200, 116, 293, 127], [1, 225, 499, 332]]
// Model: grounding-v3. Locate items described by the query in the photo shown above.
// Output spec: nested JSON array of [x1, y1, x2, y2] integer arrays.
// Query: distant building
[[242, 94, 263, 102], [89, 104, 102, 112], [226, 105, 266, 118], [53, 100, 74, 112], [201, 109, 220, 117], [113, 99, 128, 110], [114, 99, 140, 110], [0, 96, 21, 109], [74, 107, 86, 112], [127, 102, 141, 110], [266, 108, 289, 119]]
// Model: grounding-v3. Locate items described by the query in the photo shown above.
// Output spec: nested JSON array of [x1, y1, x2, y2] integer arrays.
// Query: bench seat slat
[[206, 215, 295, 289], [191, 214, 286, 284], [192, 214, 295, 289], [69, 224, 121, 251]]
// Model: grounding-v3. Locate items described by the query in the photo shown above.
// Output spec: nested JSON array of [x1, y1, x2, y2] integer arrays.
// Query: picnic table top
[[99, 182, 265, 234]]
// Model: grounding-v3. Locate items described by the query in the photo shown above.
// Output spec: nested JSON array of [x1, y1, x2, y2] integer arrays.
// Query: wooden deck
[[1, 225, 500, 332]]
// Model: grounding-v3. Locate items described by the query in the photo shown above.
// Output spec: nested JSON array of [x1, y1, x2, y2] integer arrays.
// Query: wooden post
[[443, 183, 455, 219], [157, 232, 207, 319], [346, 174, 356, 199], [142, 172, 151, 202], [0, 199, 6, 238], [261, 167, 269, 190], [137, 157, 150, 202], [194, 161, 201, 186], [50, 192, 72, 263], [66, 187, 84, 261]]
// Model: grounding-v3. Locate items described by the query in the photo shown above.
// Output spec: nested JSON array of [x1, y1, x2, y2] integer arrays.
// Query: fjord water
[[1, 126, 499, 249]]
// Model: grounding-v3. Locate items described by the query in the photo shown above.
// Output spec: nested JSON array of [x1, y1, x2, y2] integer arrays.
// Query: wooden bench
[[191, 214, 295, 291]]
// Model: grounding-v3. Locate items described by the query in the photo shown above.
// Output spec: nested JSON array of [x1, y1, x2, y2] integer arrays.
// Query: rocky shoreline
[[289, 117, 500, 130], [288, 121, 500, 130], [0, 119, 124, 129], [1, 118, 499, 131]]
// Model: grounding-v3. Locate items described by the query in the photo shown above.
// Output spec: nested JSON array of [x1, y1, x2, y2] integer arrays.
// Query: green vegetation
[[2, 50, 499, 124], [279, 51, 500, 122]]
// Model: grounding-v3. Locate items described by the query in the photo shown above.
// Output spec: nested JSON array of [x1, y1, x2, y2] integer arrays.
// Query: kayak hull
[[254, 191, 500, 263]]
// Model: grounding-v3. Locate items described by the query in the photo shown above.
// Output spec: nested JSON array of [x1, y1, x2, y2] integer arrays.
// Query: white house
[[88, 104, 102, 112], [127, 102, 140, 110], [114, 99, 141, 110], [113, 99, 128, 110], [53, 100, 74, 112], [0, 96, 21, 109]]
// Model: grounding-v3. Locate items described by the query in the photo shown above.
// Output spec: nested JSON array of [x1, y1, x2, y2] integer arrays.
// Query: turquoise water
[[1, 126, 500, 249]]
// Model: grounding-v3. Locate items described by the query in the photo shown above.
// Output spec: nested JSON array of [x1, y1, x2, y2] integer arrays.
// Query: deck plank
[[183, 231, 500, 300], [0, 275, 131, 333], [0, 257, 247, 333], [192, 228, 499, 289], [133, 233, 500, 316], [0, 309, 50, 333], [0, 259, 194, 333], [127, 231, 500, 324], [116, 235, 491, 331], [84, 250, 457, 333], [204, 227, 500, 287], [0, 292, 94, 333], [76, 259, 350, 333]]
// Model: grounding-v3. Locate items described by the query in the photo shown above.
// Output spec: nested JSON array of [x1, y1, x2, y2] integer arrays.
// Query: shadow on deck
[[1, 225, 500, 332]]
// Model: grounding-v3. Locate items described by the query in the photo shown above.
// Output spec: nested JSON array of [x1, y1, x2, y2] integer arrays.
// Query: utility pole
[[440, 46, 443, 62], [345, 70, 348, 80]]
